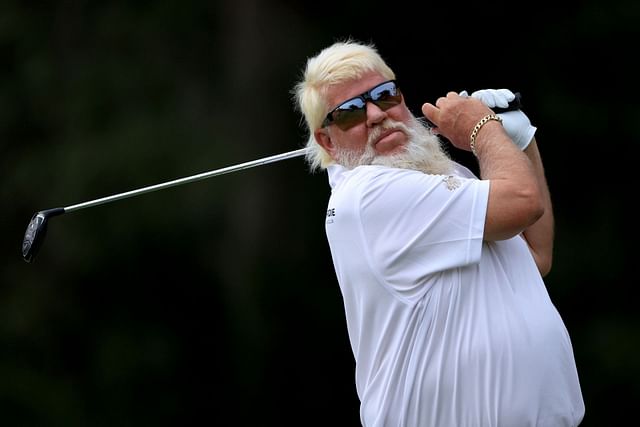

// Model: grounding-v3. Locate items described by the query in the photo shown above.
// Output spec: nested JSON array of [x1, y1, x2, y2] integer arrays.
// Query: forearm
[[520, 138, 554, 276], [474, 122, 544, 242]]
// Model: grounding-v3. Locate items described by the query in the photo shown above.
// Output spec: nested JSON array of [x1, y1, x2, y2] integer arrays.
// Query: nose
[[365, 101, 388, 127]]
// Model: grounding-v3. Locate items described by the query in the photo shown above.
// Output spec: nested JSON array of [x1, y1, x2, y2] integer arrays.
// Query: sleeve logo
[[442, 175, 461, 191]]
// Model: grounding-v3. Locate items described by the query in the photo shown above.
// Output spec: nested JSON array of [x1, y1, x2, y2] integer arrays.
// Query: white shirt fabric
[[324, 163, 585, 427]]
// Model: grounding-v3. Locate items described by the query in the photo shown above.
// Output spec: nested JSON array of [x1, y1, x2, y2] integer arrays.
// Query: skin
[[423, 92, 548, 273], [314, 71, 414, 158], [521, 138, 554, 276], [316, 76, 552, 276]]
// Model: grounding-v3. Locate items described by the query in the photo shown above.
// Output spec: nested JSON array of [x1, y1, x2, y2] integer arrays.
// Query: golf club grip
[[493, 91, 522, 113]]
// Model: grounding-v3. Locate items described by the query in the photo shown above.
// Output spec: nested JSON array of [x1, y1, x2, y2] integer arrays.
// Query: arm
[[422, 93, 544, 244], [474, 121, 545, 242], [460, 89, 554, 275], [520, 137, 554, 276]]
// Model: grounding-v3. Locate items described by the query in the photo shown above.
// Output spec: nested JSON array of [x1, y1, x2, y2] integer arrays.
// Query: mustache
[[367, 119, 411, 146]]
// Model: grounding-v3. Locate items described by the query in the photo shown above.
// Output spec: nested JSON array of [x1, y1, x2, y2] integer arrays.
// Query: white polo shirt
[[325, 163, 584, 427]]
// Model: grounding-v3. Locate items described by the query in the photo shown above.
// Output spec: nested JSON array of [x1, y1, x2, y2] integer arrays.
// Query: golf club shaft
[[49, 93, 524, 214], [63, 148, 308, 213]]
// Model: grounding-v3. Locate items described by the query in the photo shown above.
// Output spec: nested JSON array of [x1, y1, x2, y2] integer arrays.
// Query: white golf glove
[[459, 89, 536, 150]]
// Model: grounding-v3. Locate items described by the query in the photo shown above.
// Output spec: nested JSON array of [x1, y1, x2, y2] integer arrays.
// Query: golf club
[[22, 148, 308, 263], [22, 92, 523, 263]]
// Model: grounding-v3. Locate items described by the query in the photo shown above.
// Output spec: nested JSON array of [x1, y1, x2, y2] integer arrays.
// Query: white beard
[[333, 116, 453, 175]]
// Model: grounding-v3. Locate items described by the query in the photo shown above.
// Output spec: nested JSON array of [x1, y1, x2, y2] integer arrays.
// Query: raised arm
[[431, 89, 554, 276], [422, 93, 545, 255], [466, 89, 554, 276]]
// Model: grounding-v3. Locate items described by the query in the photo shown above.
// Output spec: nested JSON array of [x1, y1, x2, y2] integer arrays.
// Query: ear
[[314, 127, 336, 158]]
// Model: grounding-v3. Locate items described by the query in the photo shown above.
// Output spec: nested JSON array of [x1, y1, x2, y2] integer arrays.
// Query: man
[[293, 40, 585, 426]]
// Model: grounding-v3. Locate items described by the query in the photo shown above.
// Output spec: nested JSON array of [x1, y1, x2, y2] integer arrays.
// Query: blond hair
[[292, 40, 395, 171]]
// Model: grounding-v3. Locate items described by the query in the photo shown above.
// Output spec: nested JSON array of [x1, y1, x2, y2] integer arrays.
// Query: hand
[[460, 89, 536, 150], [422, 92, 498, 152]]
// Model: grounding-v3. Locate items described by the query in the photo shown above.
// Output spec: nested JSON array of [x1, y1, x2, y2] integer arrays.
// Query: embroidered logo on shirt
[[442, 175, 461, 191]]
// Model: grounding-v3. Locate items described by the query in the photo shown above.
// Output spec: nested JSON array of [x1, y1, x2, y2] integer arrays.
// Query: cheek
[[390, 105, 413, 122], [337, 126, 369, 148]]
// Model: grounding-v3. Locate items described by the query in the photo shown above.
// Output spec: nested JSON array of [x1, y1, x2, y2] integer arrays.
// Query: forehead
[[325, 71, 388, 109]]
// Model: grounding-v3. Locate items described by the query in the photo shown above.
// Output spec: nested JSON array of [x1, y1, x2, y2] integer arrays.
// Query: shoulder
[[332, 165, 442, 189], [329, 165, 486, 205]]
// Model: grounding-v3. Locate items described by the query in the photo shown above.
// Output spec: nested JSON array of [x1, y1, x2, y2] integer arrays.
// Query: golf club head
[[22, 208, 65, 263]]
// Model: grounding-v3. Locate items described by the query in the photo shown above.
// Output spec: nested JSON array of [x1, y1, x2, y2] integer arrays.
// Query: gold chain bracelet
[[469, 114, 503, 156]]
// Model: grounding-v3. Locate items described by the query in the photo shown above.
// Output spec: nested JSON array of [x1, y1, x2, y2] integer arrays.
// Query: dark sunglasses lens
[[332, 98, 366, 130], [371, 82, 402, 110], [328, 81, 402, 130]]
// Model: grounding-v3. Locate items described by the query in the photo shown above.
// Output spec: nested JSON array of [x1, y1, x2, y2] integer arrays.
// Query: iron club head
[[22, 208, 65, 263]]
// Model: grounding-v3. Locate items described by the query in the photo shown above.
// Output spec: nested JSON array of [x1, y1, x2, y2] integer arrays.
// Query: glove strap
[[469, 114, 503, 156]]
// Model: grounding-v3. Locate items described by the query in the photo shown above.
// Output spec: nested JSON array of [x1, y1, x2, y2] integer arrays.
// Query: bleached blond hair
[[292, 40, 395, 171]]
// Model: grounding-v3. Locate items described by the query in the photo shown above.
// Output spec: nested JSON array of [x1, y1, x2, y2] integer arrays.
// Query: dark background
[[1, 1, 637, 426]]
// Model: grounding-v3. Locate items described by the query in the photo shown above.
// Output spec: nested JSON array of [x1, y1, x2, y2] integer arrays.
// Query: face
[[314, 71, 414, 163]]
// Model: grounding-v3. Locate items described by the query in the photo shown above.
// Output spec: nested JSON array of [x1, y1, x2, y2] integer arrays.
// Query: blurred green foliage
[[1, 1, 637, 426]]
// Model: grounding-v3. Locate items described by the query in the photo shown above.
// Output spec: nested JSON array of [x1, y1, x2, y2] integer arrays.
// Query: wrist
[[469, 114, 503, 156]]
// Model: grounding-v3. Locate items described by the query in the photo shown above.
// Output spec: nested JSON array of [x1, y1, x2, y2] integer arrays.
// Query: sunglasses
[[322, 80, 402, 130]]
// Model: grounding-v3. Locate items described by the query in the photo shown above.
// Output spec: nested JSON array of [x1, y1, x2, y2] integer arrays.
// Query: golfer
[[293, 39, 585, 426]]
